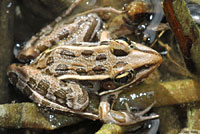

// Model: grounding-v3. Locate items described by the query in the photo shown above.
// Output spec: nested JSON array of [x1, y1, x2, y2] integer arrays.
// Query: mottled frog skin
[[7, 13, 162, 125]]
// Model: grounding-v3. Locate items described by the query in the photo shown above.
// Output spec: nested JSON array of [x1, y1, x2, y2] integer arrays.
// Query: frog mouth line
[[99, 63, 159, 96]]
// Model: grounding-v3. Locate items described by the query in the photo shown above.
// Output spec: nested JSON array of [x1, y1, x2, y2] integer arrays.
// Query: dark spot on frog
[[55, 64, 69, 75], [56, 64, 69, 70], [15, 67, 28, 79], [49, 39, 57, 46], [18, 54, 34, 63], [22, 86, 33, 96], [46, 57, 54, 65], [37, 44, 48, 52], [8, 72, 18, 85], [54, 89, 66, 99], [27, 78, 37, 89], [57, 29, 69, 40], [96, 54, 107, 61], [92, 65, 106, 74], [60, 50, 75, 57], [76, 68, 87, 75], [113, 61, 127, 68], [44, 69, 52, 75], [112, 49, 128, 56], [81, 50, 93, 56], [36, 79, 49, 96]]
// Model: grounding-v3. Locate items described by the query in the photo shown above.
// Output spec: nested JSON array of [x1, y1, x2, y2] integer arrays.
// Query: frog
[[7, 11, 162, 125]]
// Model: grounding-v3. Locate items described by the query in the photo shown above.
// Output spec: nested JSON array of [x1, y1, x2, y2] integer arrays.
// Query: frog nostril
[[96, 54, 107, 61], [135, 64, 153, 73], [92, 65, 106, 74], [8, 72, 18, 85]]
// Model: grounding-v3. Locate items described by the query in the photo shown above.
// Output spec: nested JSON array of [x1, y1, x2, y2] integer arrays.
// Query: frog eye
[[114, 70, 135, 85]]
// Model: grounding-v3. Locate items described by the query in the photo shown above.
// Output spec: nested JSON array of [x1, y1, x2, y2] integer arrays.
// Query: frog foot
[[99, 94, 159, 125]]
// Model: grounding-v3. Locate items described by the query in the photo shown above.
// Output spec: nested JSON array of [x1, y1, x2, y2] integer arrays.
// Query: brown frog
[[7, 12, 162, 125]]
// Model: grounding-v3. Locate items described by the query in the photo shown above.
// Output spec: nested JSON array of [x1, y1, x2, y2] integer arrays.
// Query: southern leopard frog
[[7, 12, 162, 125]]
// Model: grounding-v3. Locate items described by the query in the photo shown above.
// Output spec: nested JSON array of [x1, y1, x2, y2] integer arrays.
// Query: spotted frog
[[7, 12, 162, 125]]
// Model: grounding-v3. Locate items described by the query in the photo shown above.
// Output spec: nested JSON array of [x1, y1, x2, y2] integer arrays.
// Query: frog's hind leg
[[98, 93, 159, 125], [7, 64, 98, 120]]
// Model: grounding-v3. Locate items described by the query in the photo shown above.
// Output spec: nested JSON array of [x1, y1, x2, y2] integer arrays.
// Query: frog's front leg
[[99, 93, 159, 125], [7, 64, 98, 120]]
